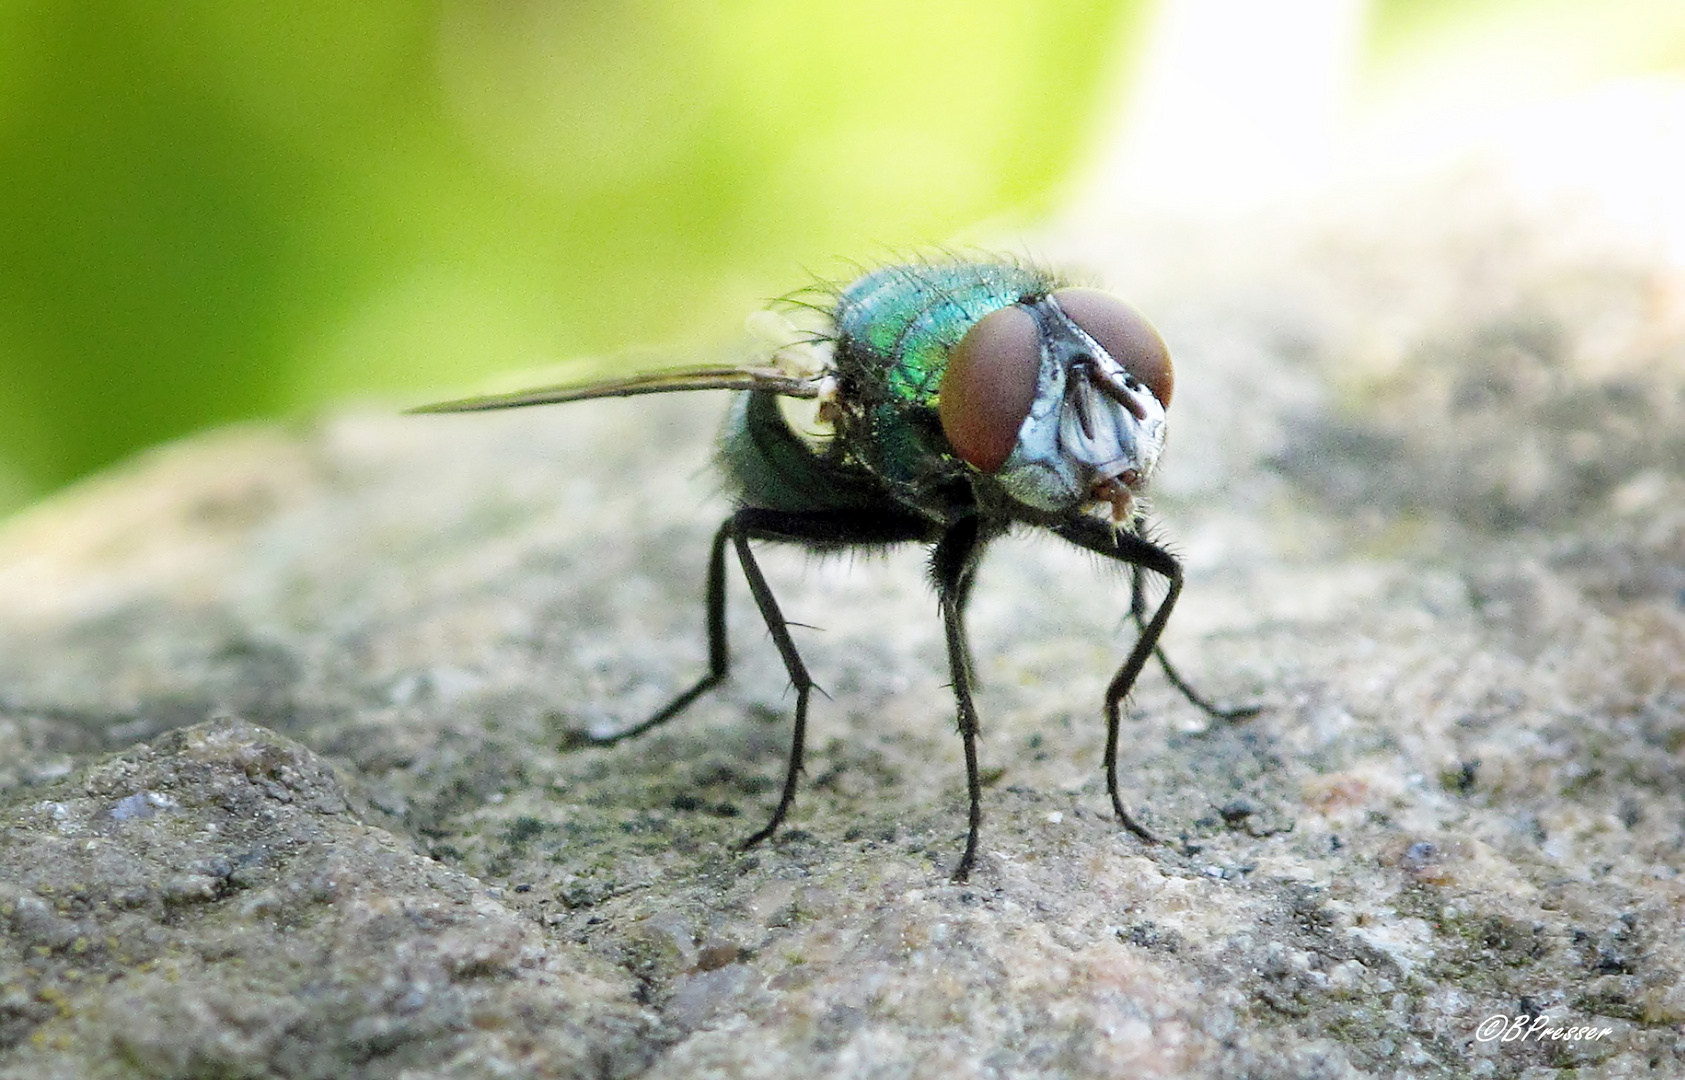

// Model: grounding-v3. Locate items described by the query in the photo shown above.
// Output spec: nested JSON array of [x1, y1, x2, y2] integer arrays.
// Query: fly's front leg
[[584, 518, 733, 746], [1129, 559, 1259, 722], [1056, 517, 1188, 844], [932, 516, 987, 882], [953, 561, 982, 691]]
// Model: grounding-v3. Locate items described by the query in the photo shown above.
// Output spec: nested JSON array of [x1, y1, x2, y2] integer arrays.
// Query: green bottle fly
[[411, 257, 1250, 883]]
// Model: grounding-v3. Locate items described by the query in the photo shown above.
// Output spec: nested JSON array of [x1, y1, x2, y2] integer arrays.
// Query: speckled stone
[[2, 177, 1683, 1078]]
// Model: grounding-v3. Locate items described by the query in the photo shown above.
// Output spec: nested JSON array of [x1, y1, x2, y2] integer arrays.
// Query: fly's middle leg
[[585, 504, 933, 858]]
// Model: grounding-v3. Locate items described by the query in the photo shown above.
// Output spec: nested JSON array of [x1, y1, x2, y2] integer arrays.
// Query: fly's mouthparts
[[1091, 474, 1138, 524]]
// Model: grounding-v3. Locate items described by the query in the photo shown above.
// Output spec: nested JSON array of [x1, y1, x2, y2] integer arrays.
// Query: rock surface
[[3, 181, 1684, 1077]]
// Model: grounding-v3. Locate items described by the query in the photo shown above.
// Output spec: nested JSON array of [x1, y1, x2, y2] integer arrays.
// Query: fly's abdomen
[[719, 390, 889, 514], [832, 261, 1058, 486]]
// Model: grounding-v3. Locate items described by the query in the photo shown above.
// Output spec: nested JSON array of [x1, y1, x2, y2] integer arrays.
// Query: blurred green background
[[3, 0, 1683, 517], [0, 0, 1151, 517]]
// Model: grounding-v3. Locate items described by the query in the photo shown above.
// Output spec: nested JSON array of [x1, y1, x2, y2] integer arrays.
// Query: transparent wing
[[407, 364, 822, 414]]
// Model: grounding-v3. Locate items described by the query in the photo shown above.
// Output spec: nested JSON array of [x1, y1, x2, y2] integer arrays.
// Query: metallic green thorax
[[831, 261, 1058, 496]]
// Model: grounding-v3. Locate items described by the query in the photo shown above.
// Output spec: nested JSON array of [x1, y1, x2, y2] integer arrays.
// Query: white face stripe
[[1060, 373, 1164, 480], [993, 298, 1168, 515]]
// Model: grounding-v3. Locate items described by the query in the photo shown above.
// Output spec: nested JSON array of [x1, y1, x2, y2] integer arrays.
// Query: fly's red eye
[[939, 303, 1040, 473], [1051, 288, 1174, 407]]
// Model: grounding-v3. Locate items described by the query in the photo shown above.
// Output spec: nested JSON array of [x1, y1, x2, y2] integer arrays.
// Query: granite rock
[[2, 180, 1683, 1077]]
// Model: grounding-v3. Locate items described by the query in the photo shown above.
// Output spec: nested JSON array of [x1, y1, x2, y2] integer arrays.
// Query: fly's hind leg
[[712, 506, 928, 852], [582, 518, 734, 746], [583, 503, 928, 855]]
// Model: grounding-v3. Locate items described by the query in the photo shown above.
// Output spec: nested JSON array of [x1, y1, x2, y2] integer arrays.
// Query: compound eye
[[939, 303, 1040, 473], [1051, 288, 1174, 407]]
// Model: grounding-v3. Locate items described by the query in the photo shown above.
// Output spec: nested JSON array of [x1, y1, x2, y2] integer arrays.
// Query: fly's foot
[[1113, 802, 1161, 845], [736, 822, 778, 852]]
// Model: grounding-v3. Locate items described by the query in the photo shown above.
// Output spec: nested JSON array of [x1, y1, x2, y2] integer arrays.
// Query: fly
[[412, 258, 1254, 881]]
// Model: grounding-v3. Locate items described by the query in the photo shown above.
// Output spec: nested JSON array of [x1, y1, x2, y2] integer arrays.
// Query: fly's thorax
[[937, 289, 1173, 524], [719, 390, 891, 515], [829, 261, 1057, 491]]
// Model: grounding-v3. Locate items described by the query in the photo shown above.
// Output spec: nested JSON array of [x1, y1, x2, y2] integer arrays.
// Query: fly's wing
[[407, 364, 822, 414]]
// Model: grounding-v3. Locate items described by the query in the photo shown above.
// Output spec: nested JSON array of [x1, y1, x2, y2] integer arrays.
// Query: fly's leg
[[932, 516, 988, 882], [719, 507, 929, 851], [952, 561, 982, 693], [585, 504, 927, 854], [585, 519, 734, 746], [1056, 517, 1191, 844], [1128, 522, 1260, 723], [726, 513, 818, 849]]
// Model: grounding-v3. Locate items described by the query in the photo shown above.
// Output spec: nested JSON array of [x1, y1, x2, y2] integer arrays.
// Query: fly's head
[[938, 288, 1173, 525]]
